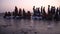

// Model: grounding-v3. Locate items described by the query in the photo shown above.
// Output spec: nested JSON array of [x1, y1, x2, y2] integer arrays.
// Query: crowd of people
[[3, 6, 31, 19], [3, 5, 60, 21], [33, 5, 60, 21]]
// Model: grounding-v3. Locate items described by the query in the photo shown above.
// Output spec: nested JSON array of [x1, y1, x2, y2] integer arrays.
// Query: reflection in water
[[0, 18, 60, 34]]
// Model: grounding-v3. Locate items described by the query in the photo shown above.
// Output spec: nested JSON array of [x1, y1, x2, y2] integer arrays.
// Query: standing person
[[14, 6, 18, 18], [3, 12, 8, 18], [18, 8, 22, 19], [22, 9, 26, 19]]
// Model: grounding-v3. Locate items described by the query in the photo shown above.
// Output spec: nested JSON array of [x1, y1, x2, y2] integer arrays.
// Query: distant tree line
[[3, 5, 60, 21]]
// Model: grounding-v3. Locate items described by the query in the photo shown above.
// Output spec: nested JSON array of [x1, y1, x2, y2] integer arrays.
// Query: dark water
[[0, 16, 60, 34]]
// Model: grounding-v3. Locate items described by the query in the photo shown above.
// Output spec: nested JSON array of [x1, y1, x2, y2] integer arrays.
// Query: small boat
[[12, 16, 23, 19], [32, 16, 42, 20], [4, 16, 11, 19]]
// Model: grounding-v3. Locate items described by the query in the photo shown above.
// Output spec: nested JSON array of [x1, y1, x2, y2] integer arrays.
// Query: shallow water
[[0, 16, 60, 34]]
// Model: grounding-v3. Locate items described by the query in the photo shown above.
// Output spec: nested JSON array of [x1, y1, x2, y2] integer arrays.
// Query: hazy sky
[[0, 0, 60, 13]]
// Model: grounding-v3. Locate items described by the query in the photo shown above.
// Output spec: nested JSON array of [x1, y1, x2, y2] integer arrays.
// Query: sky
[[0, 0, 60, 13]]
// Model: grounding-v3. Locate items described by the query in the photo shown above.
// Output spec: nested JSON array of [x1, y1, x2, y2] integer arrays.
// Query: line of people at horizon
[[3, 5, 60, 21], [3, 6, 31, 19]]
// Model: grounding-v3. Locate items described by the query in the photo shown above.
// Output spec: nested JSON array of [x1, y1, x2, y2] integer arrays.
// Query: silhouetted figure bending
[[26, 11, 31, 19], [4, 11, 11, 18], [7, 12, 11, 17]]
